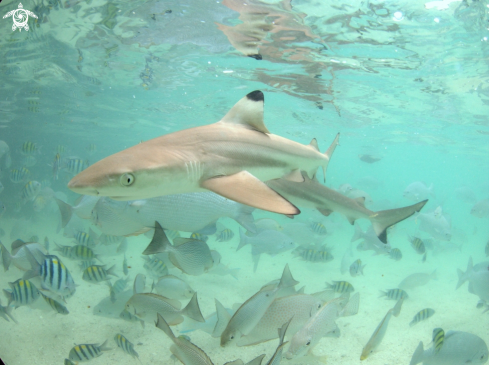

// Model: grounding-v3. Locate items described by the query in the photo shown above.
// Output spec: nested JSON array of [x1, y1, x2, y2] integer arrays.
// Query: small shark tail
[[456, 256, 473, 289], [370, 199, 428, 244], [409, 341, 425, 365], [237, 228, 249, 251], [54, 198, 73, 229], [142, 221, 171, 255], [234, 205, 256, 233]]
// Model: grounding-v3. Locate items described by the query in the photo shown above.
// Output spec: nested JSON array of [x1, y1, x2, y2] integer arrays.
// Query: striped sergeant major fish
[[82, 265, 117, 283], [216, 228, 234, 242], [64, 157, 89, 175], [3, 279, 40, 308], [325, 281, 354, 293], [409, 308, 435, 327], [114, 333, 139, 360], [21, 180, 41, 203], [379, 288, 409, 301], [41, 293, 69, 315], [20, 141, 39, 155], [68, 341, 111, 362], [9, 167, 29, 183], [24, 250, 76, 298]]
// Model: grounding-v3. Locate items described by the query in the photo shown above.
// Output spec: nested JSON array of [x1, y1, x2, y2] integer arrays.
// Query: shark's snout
[[68, 177, 99, 196]]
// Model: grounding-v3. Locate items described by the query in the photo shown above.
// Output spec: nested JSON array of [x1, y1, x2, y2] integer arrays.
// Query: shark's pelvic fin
[[220, 90, 270, 134], [282, 169, 304, 183], [201, 171, 300, 215]]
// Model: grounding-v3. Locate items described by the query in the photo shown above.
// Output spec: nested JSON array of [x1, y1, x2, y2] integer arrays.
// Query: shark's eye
[[120, 173, 135, 186]]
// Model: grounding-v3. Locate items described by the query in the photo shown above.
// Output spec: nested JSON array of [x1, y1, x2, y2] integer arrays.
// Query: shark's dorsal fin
[[220, 90, 270, 134], [309, 138, 320, 151]]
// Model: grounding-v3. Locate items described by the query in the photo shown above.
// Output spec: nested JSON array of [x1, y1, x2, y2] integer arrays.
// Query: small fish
[[3, 279, 40, 307], [471, 199, 489, 218], [143, 223, 214, 276], [360, 297, 404, 360], [74, 229, 97, 247], [99, 234, 122, 245], [86, 144, 97, 154], [126, 292, 204, 325], [153, 275, 195, 300], [379, 288, 408, 300], [21, 180, 41, 202], [310, 222, 327, 235], [0, 298, 17, 323], [350, 259, 365, 277], [143, 256, 168, 277], [65, 158, 89, 175], [325, 281, 354, 293], [409, 236, 426, 254], [293, 246, 334, 263], [56, 145, 66, 155], [82, 265, 117, 283], [114, 333, 139, 360], [53, 153, 61, 180], [410, 329, 488, 365], [358, 154, 382, 163], [409, 308, 435, 327], [403, 181, 434, 202], [24, 251, 76, 298], [70, 244, 97, 261], [155, 313, 214, 365], [190, 232, 208, 242], [119, 308, 145, 328], [68, 341, 111, 362], [109, 277, 129, 303], [79, 260, 97, 271], [9, 167, 29, 183], [216, 228, 234, 242], [21, 141, 39, 155], [398, 270, 437, 290], [41, 293, 69, 315], [432, 328, 444, 354], [22, 155, 37, 167], [389, 248, 402, 261], [122, 255, 128, 276]]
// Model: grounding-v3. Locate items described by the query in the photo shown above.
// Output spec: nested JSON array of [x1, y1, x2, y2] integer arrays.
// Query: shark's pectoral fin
[[201, 171, 300, 215], [317, 208, 333, 216], [283, 169, 304, 182], [220, 90, 270, 134]]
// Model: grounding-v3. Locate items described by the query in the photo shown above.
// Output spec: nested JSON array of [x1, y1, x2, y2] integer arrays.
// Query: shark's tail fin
[[370, 199, 428, 244]]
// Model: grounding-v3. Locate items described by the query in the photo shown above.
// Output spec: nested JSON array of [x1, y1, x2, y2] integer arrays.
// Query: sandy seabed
[[0, 209, 488, 365]]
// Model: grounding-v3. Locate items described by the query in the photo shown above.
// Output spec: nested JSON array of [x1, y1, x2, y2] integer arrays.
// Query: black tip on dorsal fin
[[246, 90, 264, 102], [248, 54, 262, 60]]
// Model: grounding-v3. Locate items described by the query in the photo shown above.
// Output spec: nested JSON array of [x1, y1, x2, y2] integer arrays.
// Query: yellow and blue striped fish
[[143, 257, 168, 276], [68, 341, 111, 362], [119, 308, 145, 328], [3, 279, 40, 307], [310, 222, 327, 235], [20, 141, 38, 155], [432, 328, 445, 354], [9, 167, 29, 183], [410, 237, 426, 254], [56, 145, 66, 154], [54, 242, 74, 258], [114, 334, 139, 359], [21, 180, 41, 202], [409, 308, 435, 327], [70, 244, 96, 260], [74, 231, 96, 247], [82, 265, 117, 283], [38, 255, 76, 298], [86, 144, 97, 154], [389, 248, 402, 261], [326, 280, 354, 293], [296, 248, 334, 263], [65, 158, 89, 175], [216, 229, 234, 242], [190, 232, 208, 242], [41, 293, 69, 315], [380, 288, 409, 300]]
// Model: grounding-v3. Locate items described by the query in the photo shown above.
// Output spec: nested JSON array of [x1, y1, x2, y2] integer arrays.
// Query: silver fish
[[398, 270, 437, 290], [403, 182, 435, 202], [153, 275, 195, 300], [220, 264, 298, 347], [457, 257, 489, 302], [360, 297, 404, 360], [0, 240, 47, 271], [125, 292, 204, 325], [143, 222, 214, 276], [471, 199, 489, 218], [350, 259, 365, 277], [155, 313, 214, 365], [409, 330, 488, 365], [68, 90, 337, 216]]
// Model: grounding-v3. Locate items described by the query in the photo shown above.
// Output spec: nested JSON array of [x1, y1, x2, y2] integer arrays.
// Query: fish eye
[[120, 173, 135, 186], [230, 336, 234, 340]]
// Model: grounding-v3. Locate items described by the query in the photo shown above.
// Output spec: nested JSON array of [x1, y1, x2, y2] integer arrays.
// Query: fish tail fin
[[234, 205, 256, 233], [252, 252, 260, 273], [99, 339, 112, 352], [278, 264, 299, 289], [4, 304, 18, 324], [54, 198, 73, 229], [237, 228, 249, 251], [350, 223, 364, 243], [370, 199, 428, 244], [456, 256, 473, 289], [340, 292, 360, 317], [106, 265, 118, 278], [409, 341, 425, 365], [0, 241, 12, 272], [378, 290, 386, 298], [182, 293, 205, 323], [22, 247, 42, 280], [142, 222, 170, 255], [155, 313, 175, 339], [3, 289, 13, 307], [89, 227, 99, 246], [212, 298, 232, 338]]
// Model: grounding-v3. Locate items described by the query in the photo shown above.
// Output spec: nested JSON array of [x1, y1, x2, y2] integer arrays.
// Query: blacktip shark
[[68, 90, 338, 215], [266, 170, 428, 244]]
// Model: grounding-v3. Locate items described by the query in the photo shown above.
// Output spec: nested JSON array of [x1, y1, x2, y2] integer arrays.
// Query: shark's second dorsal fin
[[309, 138, 320, 151], [220, 90, 270, 134]]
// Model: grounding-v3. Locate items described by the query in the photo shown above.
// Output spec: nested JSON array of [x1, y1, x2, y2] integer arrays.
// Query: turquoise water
[[0, 0, 489, 364]]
